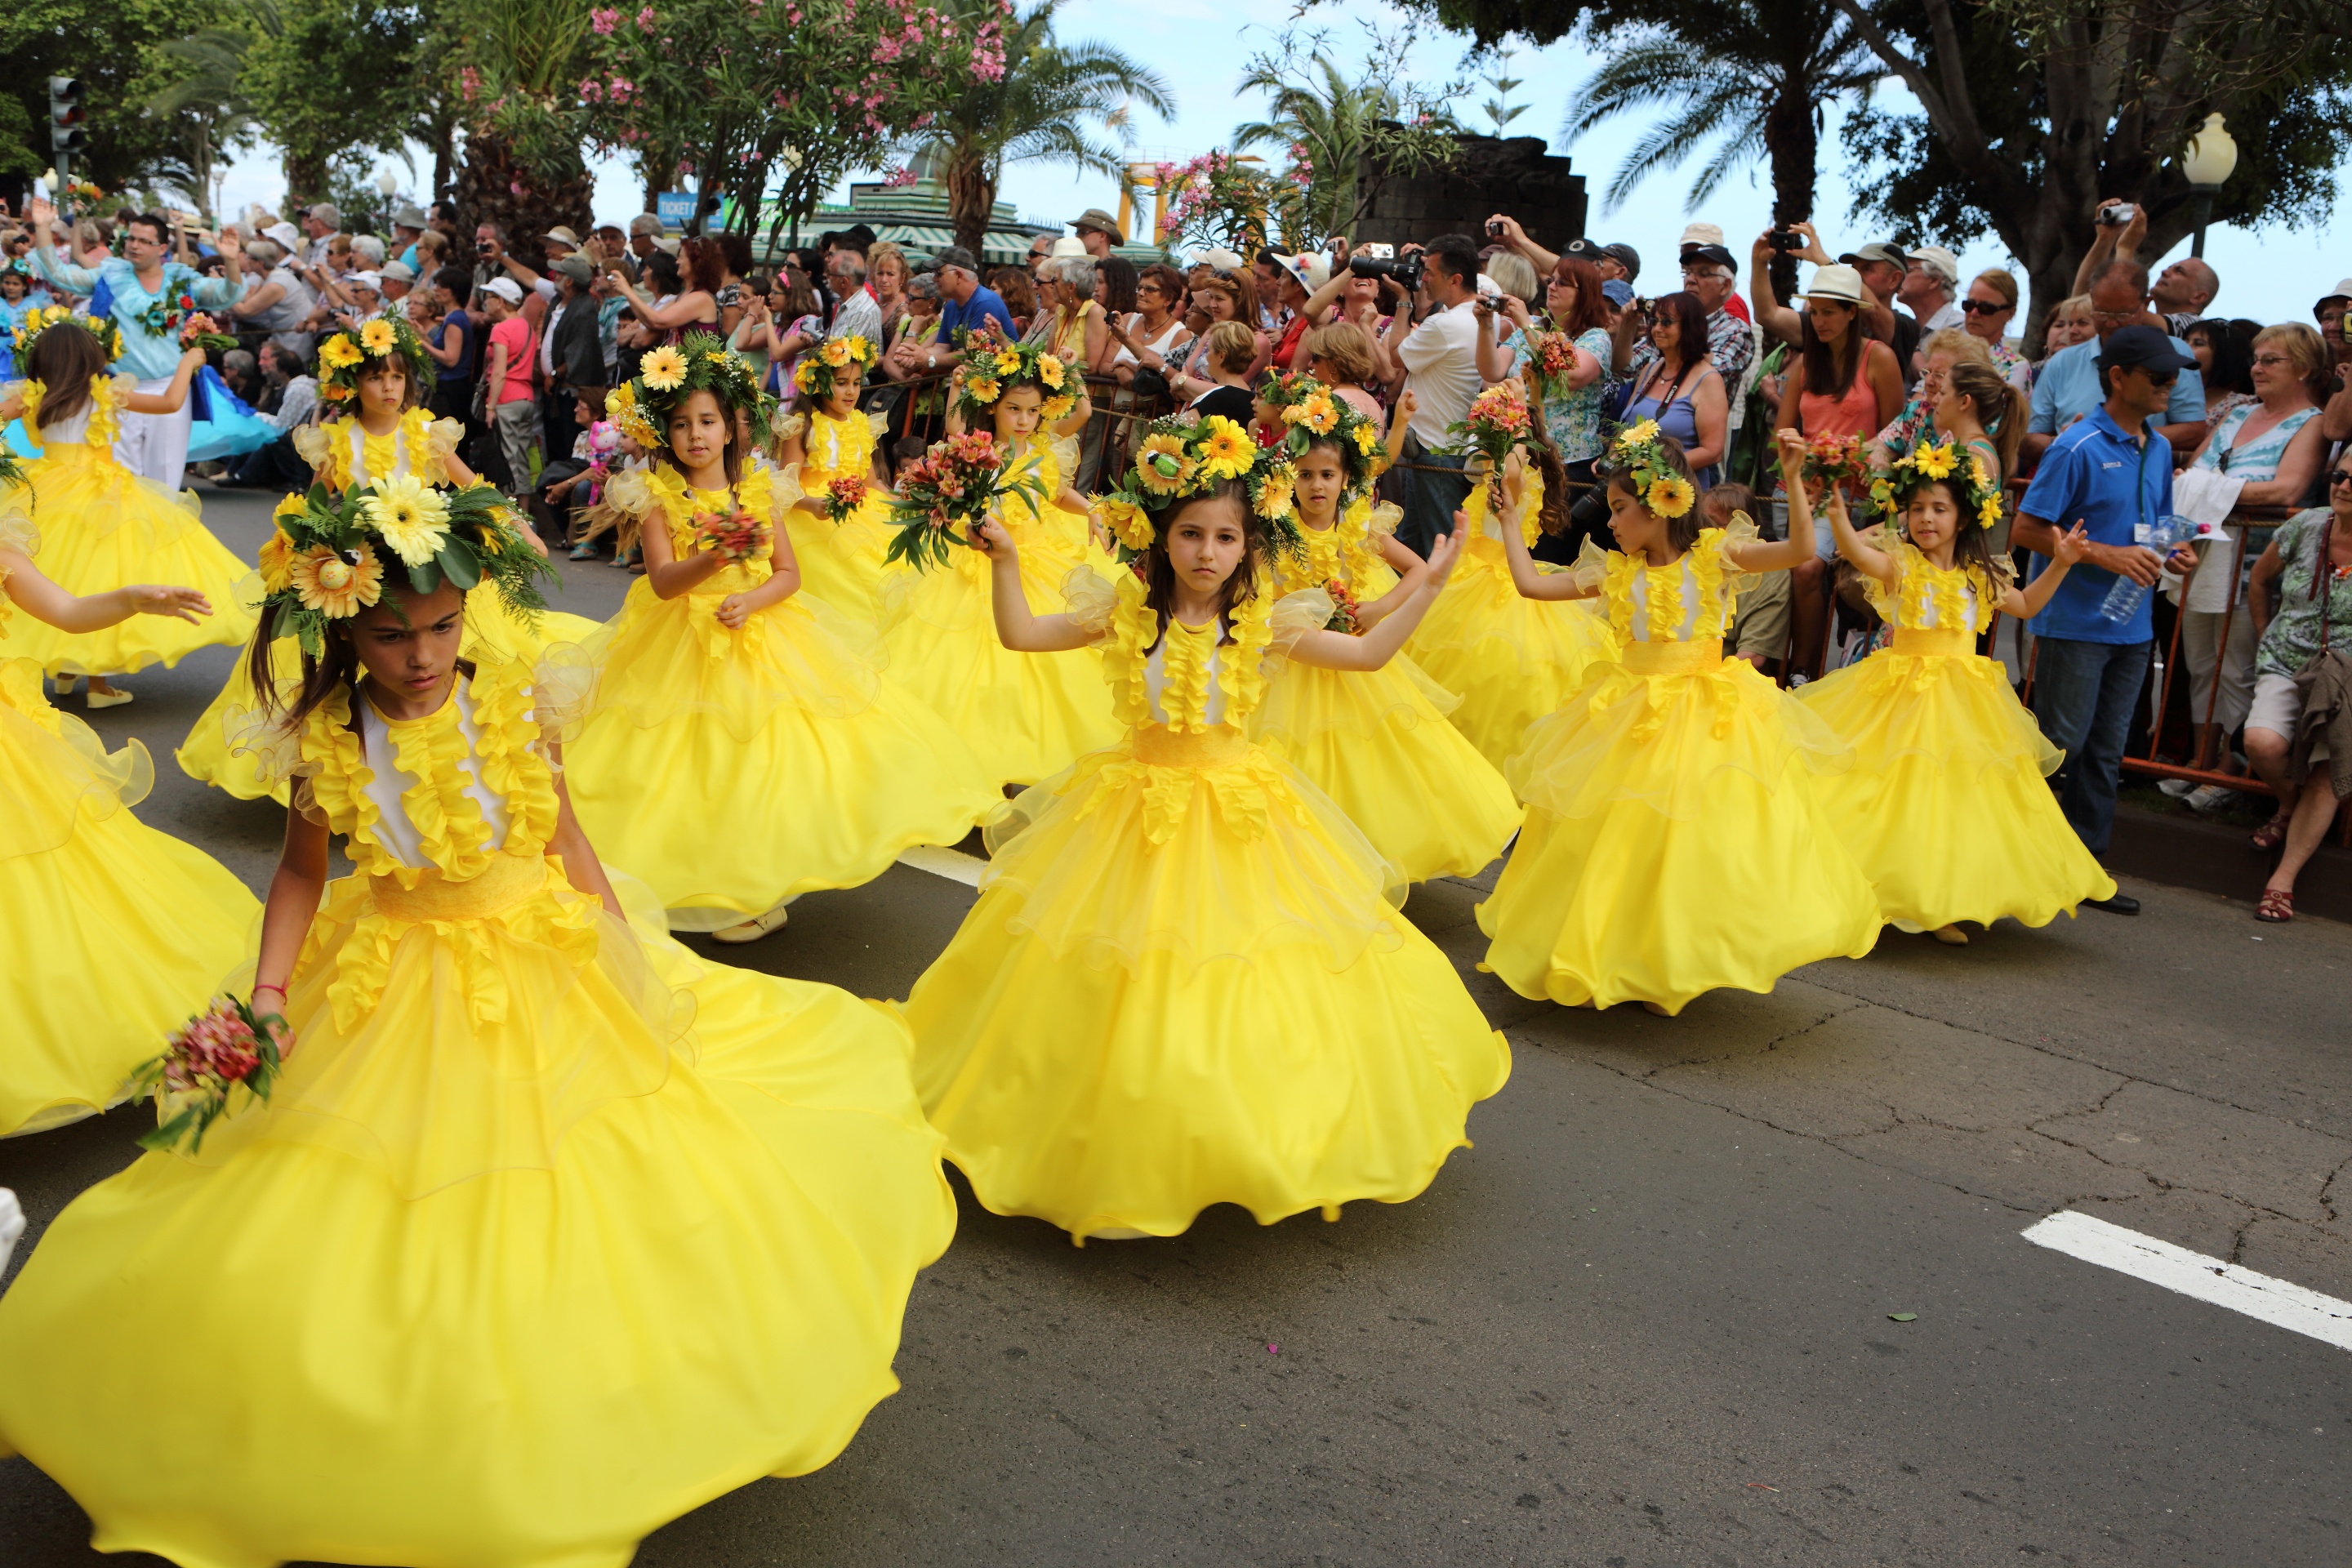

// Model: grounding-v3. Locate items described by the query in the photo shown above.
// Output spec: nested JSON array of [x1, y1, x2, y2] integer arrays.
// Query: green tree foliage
[[144, 18, 261, 216], [1232, 28, 1462, 244], [0, 0, 229, 194], [1832, 0, 2352, 343], [235, 0, 427, 208], [895, 0, 1174, 256]]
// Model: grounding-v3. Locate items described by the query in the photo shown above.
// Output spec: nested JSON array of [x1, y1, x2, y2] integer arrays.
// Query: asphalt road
[[3, 484, 2347, 1567]]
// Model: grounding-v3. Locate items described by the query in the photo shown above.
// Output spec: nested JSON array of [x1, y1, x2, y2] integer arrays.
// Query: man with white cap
[[1900, 245, 1962, 332], [390, 203, 429, 273], [377, 259, 416, 310]]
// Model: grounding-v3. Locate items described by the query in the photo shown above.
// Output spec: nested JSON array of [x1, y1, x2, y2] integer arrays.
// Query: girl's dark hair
[[1647, 292, 1712, 381], [1799, 297, 1865, 401], [24, 321, 107, 431], [1604, 433, 1704, 552], [1516, 386, 1571, 535], [1139, 480, 1262, 645], [244, 591, 474, 733], [1547, 256, 1610, 337], [433, 264, 473, 301], [1909, 478, 2003, 582], [2196, 317, 2259, 397], [1098, 255, 1139, 316]]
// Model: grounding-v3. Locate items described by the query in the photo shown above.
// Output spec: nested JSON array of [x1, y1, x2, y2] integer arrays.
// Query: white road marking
[[896, 845, 986, 887], [2022, 1209, 2352, 1352]]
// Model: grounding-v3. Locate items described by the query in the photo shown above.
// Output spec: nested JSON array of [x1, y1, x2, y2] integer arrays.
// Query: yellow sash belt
[[1891, 627, 1973, 658], [368, 851, 547, 923], [1619, 638, 1724, 676], [1133, 724, 1250, 768]]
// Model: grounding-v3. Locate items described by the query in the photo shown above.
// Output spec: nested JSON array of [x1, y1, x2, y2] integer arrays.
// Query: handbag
[[2286, 516, 2350, 789]]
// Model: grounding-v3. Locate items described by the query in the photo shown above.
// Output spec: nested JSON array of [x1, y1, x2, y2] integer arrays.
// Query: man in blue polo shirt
[[915, 245, 1015, 379], [2014, 325, 2201, 915]]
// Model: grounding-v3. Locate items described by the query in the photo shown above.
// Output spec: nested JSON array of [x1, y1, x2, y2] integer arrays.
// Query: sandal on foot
[[2251, 813, 2290, 853], [710, 904, 790, 944], [2254, 889, 2293, 923], [1931, 924, 1970, 946]]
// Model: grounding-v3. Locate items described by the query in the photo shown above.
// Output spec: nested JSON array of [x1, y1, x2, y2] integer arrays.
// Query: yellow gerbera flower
[[965, 376, 1001, 404], [994, 350, 1022, 376], [1198, 417, 1254, 479], [1977, 495, 2004, 530], [318, 335, 363, 370], [1037, 355, 1066, 390], [1297, 393, 1339, 435], [289, 543, 383, 617], [1623, 417, 1660, 446], [1351, 422, 1379, 456], [1646, 474, 1696, 518], [1913, 443, 1955, 480], [256, 528, 297, 593], [639, 345, 689, 390], [820, 339, 852, 368], [1254, 468, 1296, 520], [359, 318, 399, 355], [1101, 496, 1155, 550], [362, 474, 453, 566]]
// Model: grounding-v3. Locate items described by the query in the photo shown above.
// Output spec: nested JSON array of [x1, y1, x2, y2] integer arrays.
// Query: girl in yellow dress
[[178, 315, 599, 800], [773, 333, 893, 623], [0, 508, 259, 1136], [1247, 374, 1523, 882], [1798, 439, 2113, 940], [903, 413, 1509, 1244], [1405, 413, 1620, 771], [0, 488, 953, 1568], [1477, 426, 1882, 1015], [878, 341, 1120, 786], [563, 333, 997, 941], [0, 310, 254, 705]]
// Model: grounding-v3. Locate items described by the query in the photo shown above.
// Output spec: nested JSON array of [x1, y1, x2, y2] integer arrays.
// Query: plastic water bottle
[[2100, 514, 2198, 622]]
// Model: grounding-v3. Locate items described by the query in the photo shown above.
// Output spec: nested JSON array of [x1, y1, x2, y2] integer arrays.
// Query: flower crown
[[607, 331, 772, 455], [1871, 437, 2005, 532], [956, 337, 1077, 424], [11, 304, 122, 364], [1255, 370, 1386, 500], [792, 333, 878, 403], [1097, 412, 1303, 563], [1605, 418, 1696, 519], [314, 315, 430, 406], [253, 476, 553, 655]]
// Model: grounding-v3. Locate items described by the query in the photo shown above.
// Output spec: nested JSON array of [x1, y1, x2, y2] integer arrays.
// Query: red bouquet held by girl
[[884, 430, 1049, 572], [1322, 577, 1363, 633], [178, 311, 237, 354], [823, 474, 868, 525], [1797, 433, 1869, 502], [127, 996, 286, 1155], [691, 501, 768, 564]]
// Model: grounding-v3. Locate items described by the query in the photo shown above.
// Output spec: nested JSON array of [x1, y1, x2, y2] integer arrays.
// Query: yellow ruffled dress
[[779, 408, 893, 623], [0, 523, 260, 1136], [876, 445, 1121, 787], [1406, 475, 1619, 773], [560, 464, 999, 928], [176, 408, 602, 801], [905, 569, 1510, 1243], [1250, 500, 1523, 882], [0, 657, 955, 1568], [1477, 527, 1882, 1013], [1796, 541, 2116, 929], [0, 375, 256, 675]]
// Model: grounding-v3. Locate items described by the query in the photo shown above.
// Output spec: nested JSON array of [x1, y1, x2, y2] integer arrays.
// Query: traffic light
[[48, 78, 87, 155]]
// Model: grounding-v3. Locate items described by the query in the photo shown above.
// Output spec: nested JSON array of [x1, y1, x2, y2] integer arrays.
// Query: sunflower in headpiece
[[1879, 437, 2006, 532], [1097, 413, 1305, 564], [1256, 370, 1389, 501]]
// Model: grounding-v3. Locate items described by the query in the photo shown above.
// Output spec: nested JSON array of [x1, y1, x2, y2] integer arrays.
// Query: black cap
[[1600, 242, 1641, 281], [2095, 323, 2198, 374], [1682, 243, 1737, 271], [1558, 237, 1601, 260]]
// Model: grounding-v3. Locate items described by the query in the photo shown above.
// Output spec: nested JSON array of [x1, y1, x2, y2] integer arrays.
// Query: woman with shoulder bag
[[2240, 449, 2352, 921]]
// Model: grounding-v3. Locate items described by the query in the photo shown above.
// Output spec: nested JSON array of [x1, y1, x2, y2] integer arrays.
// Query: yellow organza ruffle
[[1250, 656, 1522, 884], [1, 661, 258, 1136], [558, 579, 1000, 926], [1797, 647, 2116, 929], [1477, 646, 1882, 1014], [780, 494, 894, 625], [876, 518, 1120, 787], [1405, 531, 1619, 772], [908, 725, 1508, 1242], [0, 869, 955, 1568], [2, 444, 257, 675]]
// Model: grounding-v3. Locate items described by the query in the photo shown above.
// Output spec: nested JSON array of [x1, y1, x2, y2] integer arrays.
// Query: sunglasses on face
[[1958, 299, 2008, 315], [2330, 470, 2352, 488], [2138, 370, 2180, 388]]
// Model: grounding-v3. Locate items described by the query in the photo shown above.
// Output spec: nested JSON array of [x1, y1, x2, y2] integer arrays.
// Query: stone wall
[[1353, 131, 1588, 247]]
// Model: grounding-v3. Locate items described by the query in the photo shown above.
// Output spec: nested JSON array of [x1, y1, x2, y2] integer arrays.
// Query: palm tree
[[145, 6, 268, 220], [1563, 0, 1879, 233], [899, 0, 1174, 255], [1232, 52, 1404, 242], [444, 0, 597, 246]]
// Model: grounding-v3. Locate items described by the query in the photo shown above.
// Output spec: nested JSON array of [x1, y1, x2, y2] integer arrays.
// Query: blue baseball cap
[[1601, 279, 1635, 308]]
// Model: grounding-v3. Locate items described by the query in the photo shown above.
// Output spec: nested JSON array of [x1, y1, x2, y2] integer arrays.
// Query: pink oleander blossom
[[590, 5, 620, 31], [636, 5, 657, 29]]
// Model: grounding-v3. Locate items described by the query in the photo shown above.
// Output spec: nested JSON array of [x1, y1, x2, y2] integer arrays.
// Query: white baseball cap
[[482, 276, 523, 305], [1904, 245, 1961, 287]]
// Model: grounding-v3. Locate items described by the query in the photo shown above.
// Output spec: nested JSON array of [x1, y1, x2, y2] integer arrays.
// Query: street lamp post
[[376, 169, 399, 234], [2180, 113, 2238, 261]]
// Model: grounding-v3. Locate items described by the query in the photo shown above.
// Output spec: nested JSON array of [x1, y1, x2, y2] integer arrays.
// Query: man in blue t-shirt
[[920, 245, 1015, 378], [2015, 325, 2201, 907], [2023, 258, 2205, 467]]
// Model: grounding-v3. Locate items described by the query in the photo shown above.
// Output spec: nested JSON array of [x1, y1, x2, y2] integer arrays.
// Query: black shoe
[[2084, 893, 2140, 916]]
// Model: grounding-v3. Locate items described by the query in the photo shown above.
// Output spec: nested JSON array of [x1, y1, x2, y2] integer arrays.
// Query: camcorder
[[1348, 250, 1424, 292]]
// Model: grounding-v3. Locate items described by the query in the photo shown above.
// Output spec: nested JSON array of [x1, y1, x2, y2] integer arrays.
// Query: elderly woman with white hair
[[226, 237, 317, 360]]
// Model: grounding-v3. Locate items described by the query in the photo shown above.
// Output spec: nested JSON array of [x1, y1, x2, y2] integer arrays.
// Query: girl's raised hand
[[2050, 521, 2092, 566], [127, 584, 212, 623], [1773, 425, 1806, 465]]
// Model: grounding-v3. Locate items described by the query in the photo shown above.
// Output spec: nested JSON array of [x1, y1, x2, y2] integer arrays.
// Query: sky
[[212, 0, 2350, 322]]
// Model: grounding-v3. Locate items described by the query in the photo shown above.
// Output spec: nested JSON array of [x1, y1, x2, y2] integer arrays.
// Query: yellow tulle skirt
[[1796, 635, 2116, 929], [2, 444, 257, 675], [0, 659, 259, 1136], [1405, 534, 1619, 773], [1477, 641, 1882, 1013], [175, 583, 603, 802], [877, 523, 1120, 788], [905, 724, 1510, 1243], [782, 494, 893, 625], [1251, 656, 1522, 883], [0, 859, 954, 1568], [559, 577, 999, 928]]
